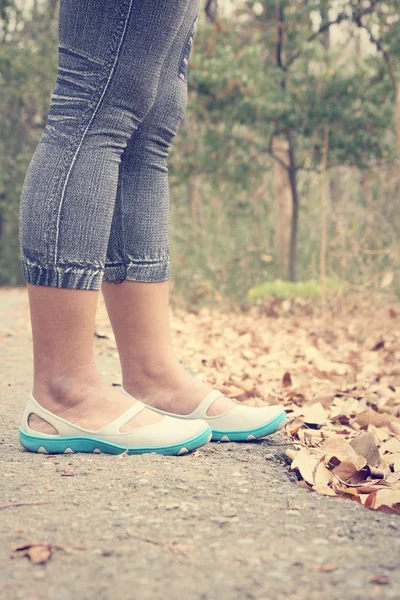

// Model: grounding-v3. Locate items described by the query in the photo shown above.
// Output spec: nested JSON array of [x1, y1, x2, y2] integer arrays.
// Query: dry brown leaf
[[308, 394, 335, 408], [11, 542, 53, 564], [314, 461, 333, 486], [320, 437, 360, 464], [285, 417, 305, 437], [312, 482, 337, 496], [380, 437, 400, 455], [297, 480, 313, 490], [282, 371, 292, 388], [332, 460, 366, 482], [289, 449, 319, 485], [349, 432, 381, 467], [365, 489, 400, 514], [355, 410, 400, 434], [333, 485, 361, 502], [301, 402, 327, 427]]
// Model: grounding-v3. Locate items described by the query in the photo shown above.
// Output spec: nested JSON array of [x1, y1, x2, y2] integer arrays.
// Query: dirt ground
[[1, 288, 399, 600]]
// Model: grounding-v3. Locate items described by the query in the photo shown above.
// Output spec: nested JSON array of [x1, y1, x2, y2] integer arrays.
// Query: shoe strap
[[99, 401, 146, 435], [188, 389, 226, 419], [23, 393, 146, 437]]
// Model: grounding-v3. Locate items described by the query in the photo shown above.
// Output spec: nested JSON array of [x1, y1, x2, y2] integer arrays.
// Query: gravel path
[[1, 289, 399, 600]]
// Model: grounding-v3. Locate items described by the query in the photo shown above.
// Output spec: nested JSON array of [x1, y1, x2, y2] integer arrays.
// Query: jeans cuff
[[103, 257, 170, 283], [21, 251, 104, 290]]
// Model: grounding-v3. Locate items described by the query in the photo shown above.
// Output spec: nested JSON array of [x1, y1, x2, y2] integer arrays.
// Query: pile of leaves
[[95, 295, 400, 514], [168, 299, 400, 515], [281, 386, 400, 513]]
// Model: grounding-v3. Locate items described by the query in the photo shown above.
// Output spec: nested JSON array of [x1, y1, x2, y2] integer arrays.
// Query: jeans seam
[[103, 258, 170, 284], [177, 11, 198, 82], [52, 0, 135, 276], [105, 256, 170, 267], [120, 153, 127, 279]]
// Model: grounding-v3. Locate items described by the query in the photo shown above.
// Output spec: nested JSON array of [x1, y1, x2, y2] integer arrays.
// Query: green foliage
[[0, 0, 58, 284], [1, 0, 399, 302], [248, 278, 342, 301]]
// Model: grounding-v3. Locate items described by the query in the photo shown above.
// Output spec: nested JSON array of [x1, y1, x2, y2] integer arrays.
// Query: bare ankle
[[33, 363, 101, 409], [121, 354, 184, 386]]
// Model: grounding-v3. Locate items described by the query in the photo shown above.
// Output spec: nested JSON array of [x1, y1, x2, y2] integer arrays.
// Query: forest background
[[1, 0, 399, 307]]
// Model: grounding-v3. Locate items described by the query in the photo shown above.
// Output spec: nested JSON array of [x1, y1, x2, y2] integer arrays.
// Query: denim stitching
[[178, 12, 199, 82], [52, 0, 135, 279], [120, 147, 127, 281], [105, 256, 170, 266]]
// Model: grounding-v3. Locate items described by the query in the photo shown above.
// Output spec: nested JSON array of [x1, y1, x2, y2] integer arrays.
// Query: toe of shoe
[[261, 405, 286, 421], [164, 416, 211, 442], [232, 404, 286, 430], [256, 406, 287, 429]]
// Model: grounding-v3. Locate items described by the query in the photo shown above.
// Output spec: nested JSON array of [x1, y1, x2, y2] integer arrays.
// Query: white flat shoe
[[19, 393, 212, 455], [121, 388, 287, 442]]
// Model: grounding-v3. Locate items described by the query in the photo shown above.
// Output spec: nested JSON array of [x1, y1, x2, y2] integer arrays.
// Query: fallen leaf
[[314, 461, 333, 486], [11, 542, 53, 565], [320, 437, 360, 463], [312, 482, 337, 496], [301, 402, 327, 427], [355, 410, 400, 434], [371, 340, 385, 351], [350, 432, 381, 467], [334, 485, 361, 502], [380, 437, 400, 455], [365, 489, 400, 515], [289, 449, 319, 485], [308, 394, 335, 408], [282, 371, 292, 388], [332, 460, 366, 482]]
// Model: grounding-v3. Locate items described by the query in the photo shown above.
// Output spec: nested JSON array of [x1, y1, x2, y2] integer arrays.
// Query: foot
[[122, 358, 236, 418], [29, 365, 163, 435], [122, 358, 287, 442]]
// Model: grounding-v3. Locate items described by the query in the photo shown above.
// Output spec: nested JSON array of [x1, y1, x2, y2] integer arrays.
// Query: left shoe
[[121, 388, 287, 442]]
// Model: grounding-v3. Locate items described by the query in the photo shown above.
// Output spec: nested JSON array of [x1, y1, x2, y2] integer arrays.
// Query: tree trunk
[[272, 137, 292, 278], [396, 87, 400, 168], [287, 131, 299, 282], [320, 126, 329, 320]]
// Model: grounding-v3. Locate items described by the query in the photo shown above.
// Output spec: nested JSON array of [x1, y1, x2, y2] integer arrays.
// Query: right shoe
[[19, 393, 212, 456], [122, 387, 287, 442]]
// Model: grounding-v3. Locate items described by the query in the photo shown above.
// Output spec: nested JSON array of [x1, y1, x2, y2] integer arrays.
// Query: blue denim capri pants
[[19, 0, 200, 290]]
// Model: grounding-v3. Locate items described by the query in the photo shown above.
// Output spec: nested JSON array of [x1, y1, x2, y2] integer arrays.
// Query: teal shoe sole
[[211, 411, 287, 442], [19, 427, 212, 456]]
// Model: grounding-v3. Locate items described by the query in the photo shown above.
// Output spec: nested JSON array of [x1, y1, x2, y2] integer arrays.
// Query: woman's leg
[[101, 3, 234, 416], [19, 0, 198, 433], [26, 284, 162, 434]]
